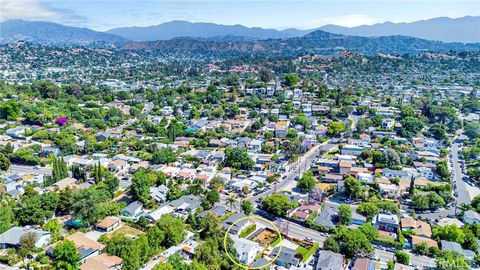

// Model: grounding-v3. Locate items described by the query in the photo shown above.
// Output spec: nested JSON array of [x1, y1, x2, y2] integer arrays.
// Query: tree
[[412, 242, 430, 255], [358, 223, 379, 241], [227, 195, 237, 211], [19, 232, 37, 259], [412, 192, 445, 210], [31, 80, 61, 99], [357, 203, 379, 221], [195, 238, 222, 268], [199, 211, 222, 239], [259, 69, 272, 83], [0, 203, 14, 234], [283, 73, 299, 87], [436, 161, 450, 181], [131, 169, 151, 203], [296, 171, 316, 192], [15, 193, 59, 225], [435, 250, 469, 270], [344, 175, 363, 199], [104, 173, 120, 197], [331, 227, 373, 258], [327, 122, 346, 137], [103, 233, 142, 270], [261, 193, 295, 216], [465, 122, 480, 140], [224, 147, 254, 171], [433, 224, 465, 243], [323, 236, 340, 253], [430, 123, 447, 141], [43, 219, 61, 241], [156, 215, 185, 247], [0, 154, 10, 171], [205, 189, 220, 206], [71, 187, 110, 225], [152, 148, 178, 164], [53, 240, 81, 270], [395, 251, 409, 265], [337, 204, 352, 225], [241, 200, 253, 215], [399, 117, 424, 138], [381, 149, 401, 168]]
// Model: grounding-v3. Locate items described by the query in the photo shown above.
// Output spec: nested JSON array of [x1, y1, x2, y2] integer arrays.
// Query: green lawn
[[269, 236, 281, 247], [297, 243, 319, 263], [239, 224, 257, 238]]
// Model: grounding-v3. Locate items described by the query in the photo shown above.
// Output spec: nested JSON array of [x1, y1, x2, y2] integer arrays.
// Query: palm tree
[[228, 195, 237, 211]]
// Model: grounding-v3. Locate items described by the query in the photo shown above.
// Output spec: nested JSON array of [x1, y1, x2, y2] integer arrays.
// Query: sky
[[1, 0, 479, 31]]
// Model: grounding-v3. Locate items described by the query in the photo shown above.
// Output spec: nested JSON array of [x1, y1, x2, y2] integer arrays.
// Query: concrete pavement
[[451, 141, 480, 206]]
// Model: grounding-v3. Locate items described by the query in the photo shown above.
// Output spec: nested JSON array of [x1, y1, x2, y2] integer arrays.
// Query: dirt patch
[[251, 228, 278, 246]]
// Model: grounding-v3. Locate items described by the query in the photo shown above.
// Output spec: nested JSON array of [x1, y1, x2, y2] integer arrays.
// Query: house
[[463, 210, 480, 224], [80, 253, 123, 270], [316, 250, 345, 270], [120, 201, 144, 221], [95, 217, 121, 232], [222, 213, 250, 235], [381, 119, 395, 130], [47, 232, 105, 263], [321, 174, 343, 183], [146, 195, 202, 222], [196, 204, 228, 219], [357, 172, 374, 184], [400, 217, 432, 238], [393, 263, 414, 270], [378, 183, 398, 197], [270, 246, 300, 268], [352, 258, 375, 270], [373, 213, 399, 233], [0, 226, 51, 249], [351, 208, 367, 225], [291, 204, 321, 222], [411, 235, 438, 249], [275, 121, 289, 138], [230, 235, 259, 265], [6, 126, 29, 138], [340, 145, 364, 156], [150, 185, 168, 203], [314, 206, 338, 228], [441, 240, 475, 260], [382, 168, 411, 181], [249, 139, 263, 153], [50, 177, 78, 190]]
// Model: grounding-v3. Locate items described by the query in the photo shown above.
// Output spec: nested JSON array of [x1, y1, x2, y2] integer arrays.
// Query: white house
[[0, 227, 51, 249], [463, 210, 480, 224], [230, 235, 259, 265]]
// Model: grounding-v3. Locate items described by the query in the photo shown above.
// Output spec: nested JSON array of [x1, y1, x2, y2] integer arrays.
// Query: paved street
[[10, 164, 52, 176], [451, 139, 480, 206], [247, 141, 332, 203]]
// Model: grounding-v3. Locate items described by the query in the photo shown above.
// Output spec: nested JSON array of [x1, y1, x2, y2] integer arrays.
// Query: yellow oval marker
[[223, 215, 283, 269]]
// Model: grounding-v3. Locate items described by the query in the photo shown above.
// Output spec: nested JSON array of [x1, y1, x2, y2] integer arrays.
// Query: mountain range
[[107, 16, 480, 43], [317, 16, 480, 43], [0, 20, 126, 46], [120, 30, 480, 57], [1, 17, 480, 56], [106, 20, 309, 41]]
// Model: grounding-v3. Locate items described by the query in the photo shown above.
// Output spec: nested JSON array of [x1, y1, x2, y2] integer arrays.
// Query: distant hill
[[107, 20, 309, 41], [122, 30, 480, 57], [317, 16, 480, 43], [0, 20, 127, 46]]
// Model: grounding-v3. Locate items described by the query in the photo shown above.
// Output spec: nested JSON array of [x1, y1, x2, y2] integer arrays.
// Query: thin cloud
[[1, 0, 58, 21]]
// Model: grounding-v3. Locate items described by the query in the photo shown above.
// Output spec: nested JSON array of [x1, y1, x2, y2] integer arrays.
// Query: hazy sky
[[2, 0, 479, 31]]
